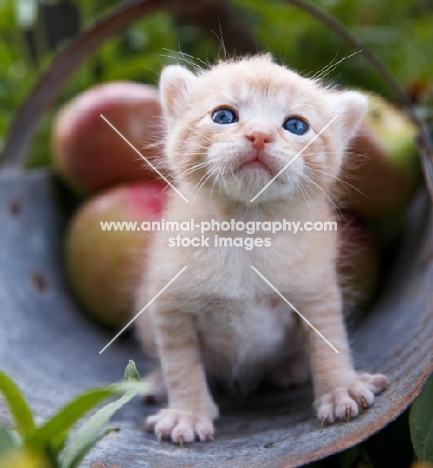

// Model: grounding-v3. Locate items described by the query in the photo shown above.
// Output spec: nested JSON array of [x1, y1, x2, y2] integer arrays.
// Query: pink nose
[[245, 124, 274, 151]]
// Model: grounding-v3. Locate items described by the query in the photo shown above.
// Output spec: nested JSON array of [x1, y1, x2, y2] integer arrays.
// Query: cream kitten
[[135, 55, 387, 444]]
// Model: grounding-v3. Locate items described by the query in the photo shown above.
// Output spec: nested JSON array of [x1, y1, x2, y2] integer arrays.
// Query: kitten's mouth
[[235, 152, 274, 176]]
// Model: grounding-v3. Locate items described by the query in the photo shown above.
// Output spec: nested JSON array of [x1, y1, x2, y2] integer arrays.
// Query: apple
[[339, 92, 422, 220], [337, 212, 380, 314], [52, 82, 162, 194], [64, 182, 167, 328]]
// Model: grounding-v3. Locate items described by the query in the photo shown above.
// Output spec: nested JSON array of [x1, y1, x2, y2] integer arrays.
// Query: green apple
[[64, 182, 167, 328], [339, 92, 422, 221]]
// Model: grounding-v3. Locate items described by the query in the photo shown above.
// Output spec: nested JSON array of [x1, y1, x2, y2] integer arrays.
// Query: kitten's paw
[[146, 409, 214, 443], [316, 373, 388, 424]]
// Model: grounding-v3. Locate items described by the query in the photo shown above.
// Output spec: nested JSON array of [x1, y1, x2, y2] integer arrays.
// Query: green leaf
[[60, 390, 136, 468], [0, 425, 20, 457], [410, 374, 433, 463], [60, 361, 142, 468], [26, 388, 113, 454], [124, 360, 141, 382], [109, 381, 150, 395], [62, 428, 115, 468], [0, 372, 36, 439]]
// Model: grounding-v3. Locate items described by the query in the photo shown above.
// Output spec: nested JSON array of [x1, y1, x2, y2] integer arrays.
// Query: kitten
[[135, 55, 387, 444]]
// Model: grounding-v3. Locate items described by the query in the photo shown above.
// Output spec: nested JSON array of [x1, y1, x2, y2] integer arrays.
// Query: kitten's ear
[[330, 90, 368, 145], [160, 65, 197, 121]]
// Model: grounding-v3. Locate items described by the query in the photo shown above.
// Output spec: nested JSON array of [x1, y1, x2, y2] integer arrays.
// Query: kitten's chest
[[189, 233, 310, 300], [196, 293, 298, 378]]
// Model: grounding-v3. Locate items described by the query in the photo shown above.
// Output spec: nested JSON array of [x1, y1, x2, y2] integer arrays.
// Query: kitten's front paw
[[316, 373, 388, 424], [146, 408, 214, 443]]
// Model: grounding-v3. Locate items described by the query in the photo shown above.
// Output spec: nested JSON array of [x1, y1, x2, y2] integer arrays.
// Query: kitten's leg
[[145, 306, 218, 443], [134, 299, 167, 403], [302, 283, 387, 424]]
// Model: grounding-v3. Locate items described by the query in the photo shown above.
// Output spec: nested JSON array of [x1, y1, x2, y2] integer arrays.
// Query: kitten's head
[[160, 55, 366, 204]]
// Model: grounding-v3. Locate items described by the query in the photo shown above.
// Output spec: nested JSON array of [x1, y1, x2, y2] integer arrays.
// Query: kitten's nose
[[245, 123, 274, 151]]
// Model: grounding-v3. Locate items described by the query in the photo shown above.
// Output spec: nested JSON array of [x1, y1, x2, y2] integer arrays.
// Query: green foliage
[[0, 425, 20, 458], [410, 374, 433, 463], [26, 389, 114, 455], [60, 361, 142, 468], [233, 0, 433, 98], [1, 0, 430, 169], [0, 372, 36, 439], [0, 361, 146, 468], [124, 359, 141, 382]]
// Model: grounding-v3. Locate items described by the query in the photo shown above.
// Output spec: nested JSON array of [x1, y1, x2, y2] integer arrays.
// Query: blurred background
[[0, 0, 432, 169]]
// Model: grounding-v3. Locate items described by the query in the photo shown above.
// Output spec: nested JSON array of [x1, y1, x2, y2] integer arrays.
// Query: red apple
[[52, 82, 163, 194], [64, 182, 167, 328], [337, 212, 380, 314], [340, 92, 422, 220]]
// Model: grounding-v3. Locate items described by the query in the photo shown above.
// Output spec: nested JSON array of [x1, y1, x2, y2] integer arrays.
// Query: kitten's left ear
[[160, 65, 197, 121], [330, 90, 368, 146]]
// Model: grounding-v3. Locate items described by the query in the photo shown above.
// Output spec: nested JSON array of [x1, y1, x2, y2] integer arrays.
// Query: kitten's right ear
[[160, 65, 197, 121]]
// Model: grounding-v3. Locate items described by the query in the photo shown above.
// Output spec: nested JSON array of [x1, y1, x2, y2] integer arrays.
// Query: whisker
[[310, 48, 340, 79], [304, 162, 367, 199], [193, 166, 215, 195], [172, 47, 209, 69], [171, 159, 212, 185], [314, 50, 362, 80], [160, 48, 203, 72], [302, 173, 339, 211], [210, 18, 227, 59], [159, 54, 199, 71], [298, 182, 317, 220], [191, 128, 214, 144], [177, 44, 205, 71]]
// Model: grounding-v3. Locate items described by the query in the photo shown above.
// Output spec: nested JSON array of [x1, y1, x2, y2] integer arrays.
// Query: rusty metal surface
[[0, 170, 432, 467]]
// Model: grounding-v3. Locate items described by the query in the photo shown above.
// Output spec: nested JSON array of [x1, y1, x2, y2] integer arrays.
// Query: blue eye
[[212, 109, 238, 125], [283, 117, 309, 135]]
